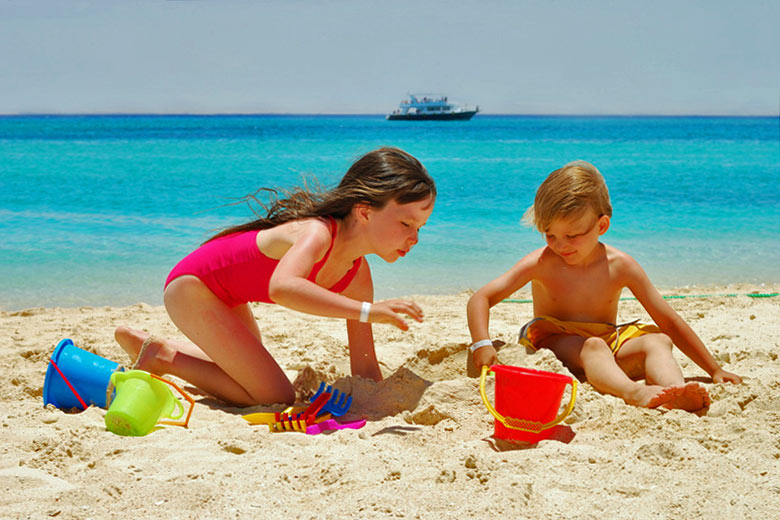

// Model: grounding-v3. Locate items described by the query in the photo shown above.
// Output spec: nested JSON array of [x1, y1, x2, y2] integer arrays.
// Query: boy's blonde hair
[[523, 160, 612, 232]]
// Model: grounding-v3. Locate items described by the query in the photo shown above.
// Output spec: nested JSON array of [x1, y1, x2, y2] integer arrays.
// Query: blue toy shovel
[[311, 382, 352, 417]]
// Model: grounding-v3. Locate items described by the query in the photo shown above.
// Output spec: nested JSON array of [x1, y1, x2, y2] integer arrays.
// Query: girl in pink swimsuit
[[115, 147, 436, 406]]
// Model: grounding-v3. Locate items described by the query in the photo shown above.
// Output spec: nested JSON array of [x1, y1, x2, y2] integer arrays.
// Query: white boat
[[387, 94, 479, 121]]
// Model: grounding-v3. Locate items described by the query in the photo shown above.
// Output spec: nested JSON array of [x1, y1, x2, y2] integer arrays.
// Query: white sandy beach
[[2, 283, 779, 519]]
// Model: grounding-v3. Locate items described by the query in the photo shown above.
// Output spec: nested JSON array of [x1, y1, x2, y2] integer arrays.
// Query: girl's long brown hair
[[206, 147, 435, 242]]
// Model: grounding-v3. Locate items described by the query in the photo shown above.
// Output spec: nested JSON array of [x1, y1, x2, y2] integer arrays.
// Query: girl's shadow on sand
[[197, 366, 434, 422]]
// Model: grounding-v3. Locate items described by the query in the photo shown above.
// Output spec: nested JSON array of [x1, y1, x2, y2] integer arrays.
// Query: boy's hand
[[467, 345, 498, 378], [711, 368, 742, 384], [474, 345, 498, 369]]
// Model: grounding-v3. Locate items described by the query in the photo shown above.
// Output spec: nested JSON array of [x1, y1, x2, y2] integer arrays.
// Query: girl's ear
[[597, 215, 610, 235], [352, 202, 372, 223]]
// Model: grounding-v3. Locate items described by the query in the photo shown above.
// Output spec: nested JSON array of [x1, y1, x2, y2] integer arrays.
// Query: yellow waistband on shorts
[[519, 315, 660, 355]]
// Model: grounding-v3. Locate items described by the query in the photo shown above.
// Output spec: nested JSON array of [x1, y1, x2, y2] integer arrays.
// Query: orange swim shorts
[[519, 315, 661, 355]]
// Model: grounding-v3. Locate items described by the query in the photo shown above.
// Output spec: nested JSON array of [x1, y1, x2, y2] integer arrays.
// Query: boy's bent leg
[[617, 334, 710, 411], [579, 337, 655, 406], [577, 337, 702, 409], [616, 333, 683, 386]]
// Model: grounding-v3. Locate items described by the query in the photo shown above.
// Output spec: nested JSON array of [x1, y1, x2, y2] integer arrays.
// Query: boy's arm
[[624, 257, 741, 384], [467, 254, 536, 372]]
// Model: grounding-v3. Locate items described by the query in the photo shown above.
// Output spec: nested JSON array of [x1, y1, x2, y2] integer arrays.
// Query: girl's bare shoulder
[[268, 217, 330, 239], [258, 217, 333, 259]]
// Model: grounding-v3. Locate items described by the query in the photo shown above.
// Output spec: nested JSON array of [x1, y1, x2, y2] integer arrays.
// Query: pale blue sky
[[1, 0, 778, 115]]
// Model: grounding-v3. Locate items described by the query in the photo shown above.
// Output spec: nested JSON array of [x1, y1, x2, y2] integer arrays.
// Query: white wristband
[[469, 339, 493, 353], [359, 301, 371, 323]]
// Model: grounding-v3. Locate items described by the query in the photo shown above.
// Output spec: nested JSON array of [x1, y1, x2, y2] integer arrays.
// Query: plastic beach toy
[[268, 412, 332, 433], [104, 370, 194, 437], [267, 390, 332, 433], [242, 406, 308, 426], [305, 418, 366, 435], [242, 382, 354, 429], [310, 382, 352, 417], [43, 338, 122, 410], [242, 389, 339, 433], [479, 364, 577, 443]]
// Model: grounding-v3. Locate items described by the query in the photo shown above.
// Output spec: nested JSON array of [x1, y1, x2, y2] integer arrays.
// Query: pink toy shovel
[[305, 418, 366, 435]]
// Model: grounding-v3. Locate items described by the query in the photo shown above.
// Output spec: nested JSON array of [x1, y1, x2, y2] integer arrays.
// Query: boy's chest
[[533, 265, 623, 322]]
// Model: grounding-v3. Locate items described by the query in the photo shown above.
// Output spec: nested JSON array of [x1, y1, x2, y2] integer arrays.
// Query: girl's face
[[544, 208, 609, 265], [364, 195, 435, 262]]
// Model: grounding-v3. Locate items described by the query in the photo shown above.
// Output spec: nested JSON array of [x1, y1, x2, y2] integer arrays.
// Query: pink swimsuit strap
[[315, 216, 362, 293], [309, 216, 338, 280]]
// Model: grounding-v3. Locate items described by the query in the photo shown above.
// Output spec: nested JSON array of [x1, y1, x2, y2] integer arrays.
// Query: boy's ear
[[597, 215, 610, 235]]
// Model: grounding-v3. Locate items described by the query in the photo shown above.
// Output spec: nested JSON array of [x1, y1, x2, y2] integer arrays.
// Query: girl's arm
[[268, 220, 371, 320], [269, 221, 422, 329], [340, 262, 382, 381], [624, 257, 741, 383]]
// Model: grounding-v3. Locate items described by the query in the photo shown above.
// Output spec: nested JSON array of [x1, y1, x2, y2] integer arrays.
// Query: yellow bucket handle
[[479, 365, 577, 433]]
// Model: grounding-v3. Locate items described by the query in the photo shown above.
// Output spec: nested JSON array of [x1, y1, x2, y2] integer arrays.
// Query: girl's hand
[[368, 299, 423, 331], [712, 368, 742, 384]]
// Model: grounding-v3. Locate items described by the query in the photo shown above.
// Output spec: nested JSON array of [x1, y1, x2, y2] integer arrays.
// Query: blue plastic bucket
[[43, 338, 121, 410]]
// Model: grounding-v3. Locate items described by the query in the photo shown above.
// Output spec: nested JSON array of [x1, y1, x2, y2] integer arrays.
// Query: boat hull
[[386, 110, 478, 121]]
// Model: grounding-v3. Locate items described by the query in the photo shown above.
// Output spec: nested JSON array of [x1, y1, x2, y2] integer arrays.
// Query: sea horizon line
[[1, 112, 777, 119]]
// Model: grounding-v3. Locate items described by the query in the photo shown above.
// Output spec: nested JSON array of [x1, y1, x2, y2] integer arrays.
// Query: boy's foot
[[628, 382, 710, 412], [114, 326, 168, 374], [659, 382, 710, 412]]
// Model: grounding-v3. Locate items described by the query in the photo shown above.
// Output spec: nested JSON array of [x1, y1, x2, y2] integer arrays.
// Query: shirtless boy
[[466, 161, 741, 412]]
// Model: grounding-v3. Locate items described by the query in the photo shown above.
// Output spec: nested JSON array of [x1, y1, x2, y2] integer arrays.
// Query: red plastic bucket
[[479, 364, 577, 443]]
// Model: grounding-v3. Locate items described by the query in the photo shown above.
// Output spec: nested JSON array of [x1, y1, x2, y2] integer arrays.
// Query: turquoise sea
[[1, 115, 778, 310]]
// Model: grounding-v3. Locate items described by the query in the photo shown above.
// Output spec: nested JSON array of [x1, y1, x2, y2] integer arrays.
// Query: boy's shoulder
[[516, 246, 549, 267], [602, 243, 647, 279], [602, 242, 639, 263]]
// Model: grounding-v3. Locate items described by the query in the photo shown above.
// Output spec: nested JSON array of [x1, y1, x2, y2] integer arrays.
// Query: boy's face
[[544, 208, 609, 265]]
